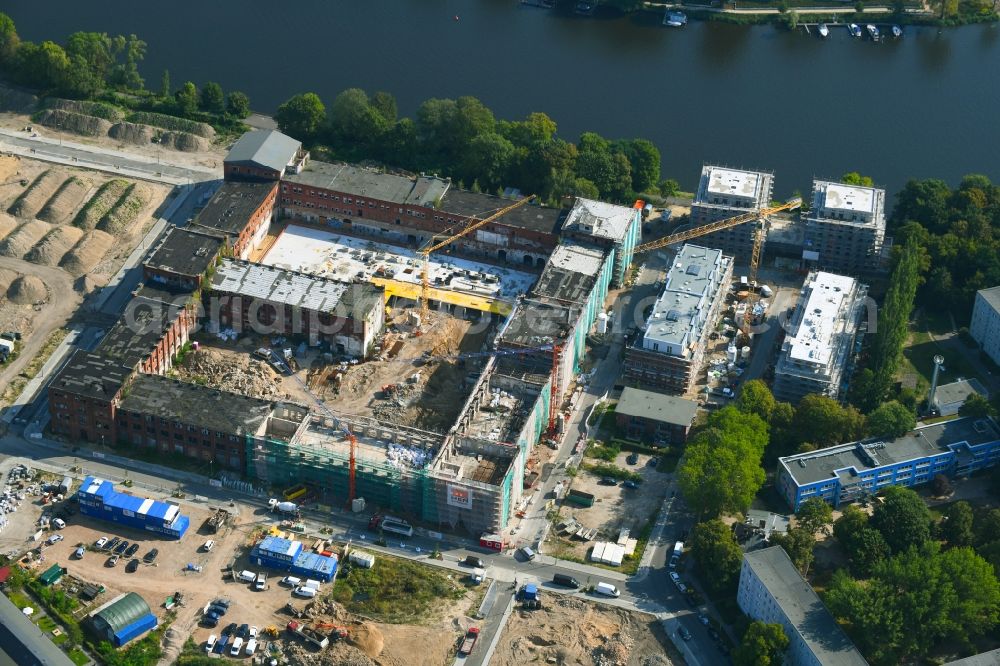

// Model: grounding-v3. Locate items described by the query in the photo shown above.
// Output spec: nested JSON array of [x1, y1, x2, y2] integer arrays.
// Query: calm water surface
[[5, 0, 1000, 197]]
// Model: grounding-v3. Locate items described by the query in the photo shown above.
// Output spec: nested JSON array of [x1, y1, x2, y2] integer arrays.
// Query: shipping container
[[348, 550, 375, 569], [565, 489, 595, 507], [250, 537, 338, 582], [76, 477, 189, 539]]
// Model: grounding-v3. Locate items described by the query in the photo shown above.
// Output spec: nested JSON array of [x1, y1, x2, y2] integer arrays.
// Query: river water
[[5, 0, 1000, 197]]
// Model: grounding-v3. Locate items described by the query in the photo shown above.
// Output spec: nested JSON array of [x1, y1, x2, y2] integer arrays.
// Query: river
[[5, 0, 1000, 197]]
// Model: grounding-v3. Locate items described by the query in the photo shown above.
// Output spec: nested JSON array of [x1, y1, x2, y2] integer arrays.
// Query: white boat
[[848, 23, 862, 38], [892, 25, 903, 38], [663, 10, 688, 27], [818, 23, 829, 38], [866, 24, 880, 39]]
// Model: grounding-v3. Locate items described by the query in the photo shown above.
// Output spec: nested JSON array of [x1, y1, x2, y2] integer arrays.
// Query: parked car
[[230, 637, 244, 656], [105, 537, 120, 551], [124, 543, 140, 558], [622, 480, 640, 489], [210, 598, 231, 610], [143, 548, 158, 564], [201, 615, 218, 628], [106, 554, 119, 567], [463, 556, 485, 568], [125, 558, 140, 573], [204, 635, 217, 652], [236, 624, 249, 639], [248, 626, 258, 639], [202, 540, 215, 552], [598, 477, 618, 486], [73, 546, 85, 559], [552, 573, 580, 588], [95, 536, 108, 548], [280, 576, 301, 588], [292, 586, 316, 599], [669, 572, 682, 586], [626, 452, 639, 465], [114, 540, 129, 555], [52, 518, 66, 529], [46, 534, 63, 545], [222, 623, 237, 637]]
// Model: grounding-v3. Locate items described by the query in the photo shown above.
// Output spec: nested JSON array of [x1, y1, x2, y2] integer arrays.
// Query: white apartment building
[[689, 166, 774, 261], [971, 286, 1000, 366], [803, 180, 887, 273]]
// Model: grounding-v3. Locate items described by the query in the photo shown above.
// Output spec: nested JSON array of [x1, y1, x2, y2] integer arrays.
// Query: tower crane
[[633, 197, 802, 336], [416, 195, 536, 329]]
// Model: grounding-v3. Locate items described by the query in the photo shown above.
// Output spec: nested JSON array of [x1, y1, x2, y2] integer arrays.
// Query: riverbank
[[637, 1, 997, 26]]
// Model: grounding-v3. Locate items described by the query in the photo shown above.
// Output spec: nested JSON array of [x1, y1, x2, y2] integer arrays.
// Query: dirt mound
[[159, 131, 208, 152], [0, 154, 19, 182], [0, 212, 16, 239], [24, 226, 85, 265], [95, 183, 149, 236], [285, 642, 376, 666], [73, 273, 109, 294], [0, 268, 16, 293], [0, 84, 37, 113], [60, 230, 114, 276], [42, 98, 124, 122], [0, 219, 52, 258], [347, 622, 384, 658], [34, 109, 112, 137], [172, 348, 286, 399], [8, 170, 62, 218], [7, 275, 48, 304], [37, 176, 91, 224], [74, 179, 130, 230], [108, 122, 153, 146]]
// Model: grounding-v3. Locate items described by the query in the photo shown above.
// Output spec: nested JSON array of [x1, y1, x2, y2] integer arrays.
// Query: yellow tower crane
[[416, 195, 536, 329], [633, 197, 803, 336]]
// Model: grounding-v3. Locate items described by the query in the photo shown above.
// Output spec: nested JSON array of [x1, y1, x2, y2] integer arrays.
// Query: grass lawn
[[67, 649, 89, 666], [329, 552, 466, 624]]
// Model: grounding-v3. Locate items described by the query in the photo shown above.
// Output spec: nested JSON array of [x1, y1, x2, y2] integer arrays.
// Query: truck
[[268, 499, 299, 514], [286, 621, 329, 649], [459, 627, 480, 655], [368, 514, 413, 537], [520, 583, 541, 610], [669, 541, 684, 569]]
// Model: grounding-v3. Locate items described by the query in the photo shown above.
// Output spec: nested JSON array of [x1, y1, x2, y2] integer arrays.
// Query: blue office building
[[250, 536, 338, 582], [77, 477, 190, 539], [777, 417, 1000, 511]]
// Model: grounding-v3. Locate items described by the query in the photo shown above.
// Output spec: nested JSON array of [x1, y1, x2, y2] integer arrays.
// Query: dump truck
[[459, 627, 480, 655], [286, 621, 329, 649], [268, 499, 299, 514]]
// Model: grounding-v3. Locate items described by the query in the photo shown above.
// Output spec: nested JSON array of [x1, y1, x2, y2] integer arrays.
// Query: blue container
[[114, 613, 157, 646], [77, 477, 189, 539]]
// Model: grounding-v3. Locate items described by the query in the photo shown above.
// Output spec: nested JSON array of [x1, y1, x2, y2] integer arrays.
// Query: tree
[[940, 501, 974, 548], [960, 392, 995, 418], [975, 508, 1000, 547], [659, 179, 680, 197], [174, 81, 198, 116], [790, 394, 865, 448], [199, 81, 224, 114], [275, 92, 327, 141], [0, 12, 20, 65], [225, 91, 251, 119], [736, 379, 776, 422], [771, 527, 815, 575], [841, 172, 874, 187], [576, 149, 631, 200], [938, 546, 1000, 641], [796, 497, 833, 535], [824, 569, 906, 664], [327, 88, 388, 157], [64, 32, 113, 90], [689, 519, 742, 594], [733, 622, 789, 666], [866, 401, 915, 438], [369, 91, 398, 125], [677, 439, 765, 518], [870, 486, 931, 554], [460, 133, 515, 192], [618, 138, 660, 193], [931, 473, 953, 497], [159, 69, 170, 99]]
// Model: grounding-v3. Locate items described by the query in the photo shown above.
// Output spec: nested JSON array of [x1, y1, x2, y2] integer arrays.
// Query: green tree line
[[274, 88, 667, 205]]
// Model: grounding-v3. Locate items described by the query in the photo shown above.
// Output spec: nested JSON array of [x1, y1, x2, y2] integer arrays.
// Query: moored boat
[[848, 23, 862, 38], [892, 25, 902, 38], [818, 23, 830, 38], [663, 10, 688, 27], [866, 24, 880, 40]]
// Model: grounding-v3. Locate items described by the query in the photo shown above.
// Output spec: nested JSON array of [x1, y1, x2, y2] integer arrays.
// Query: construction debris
[[171, 348, 287, 400]]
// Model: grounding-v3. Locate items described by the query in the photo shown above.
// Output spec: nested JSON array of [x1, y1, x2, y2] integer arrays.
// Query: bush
[[581, 462, 642, 482], [73, 179, 130, 229], [586, 441, 620, 462], [41, 97, 124, 122], [126, 111, 214, 138]]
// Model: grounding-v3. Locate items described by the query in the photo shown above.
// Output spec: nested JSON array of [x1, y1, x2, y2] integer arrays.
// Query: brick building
[[143, 227, 225, 290], [48, 350, 131, 445], [614, 387, 698, 444], [191, 181, 278, 259], [206, 259, 385, 357], [224, 129, 308, 182]]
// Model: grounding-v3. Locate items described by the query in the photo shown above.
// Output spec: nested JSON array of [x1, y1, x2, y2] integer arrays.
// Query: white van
[[205, 634, 217, 652], [254, 572, 268, 591], [244, 639, 257, 656], [280, 576, 301, 587], [518, 547, 536, 562], [53, 518, 66, 529], [304, 579, 322, 591], [202, 540, 215, 552], [293, 585, 317, 598], [595, 582, 621, 598], [237, 570, 256, 583], [230, 637, 243, 656]]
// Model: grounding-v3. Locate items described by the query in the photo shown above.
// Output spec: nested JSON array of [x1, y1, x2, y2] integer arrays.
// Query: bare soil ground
[[548, 451, 668, 562], [493, 594, 675, 666]]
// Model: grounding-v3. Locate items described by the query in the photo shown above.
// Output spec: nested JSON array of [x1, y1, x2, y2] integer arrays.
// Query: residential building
[[803, 180, 887, 273], [190, 180, 278, 259], [931, 378, 988, 417], [689, 166, 774, 261], [776, 417, 1000, 510], [623, 244, 733, 395], [737, 546, 868, 666], [970, 286, 1000, 366], [559, 197, 642, 286], [0, 591, 75, 666], [206, 258, 385, 357], [772, 271, 868, 403], [224, 129, 308, 182], [613, 387, 698, 444], [142, 227, 224, 290]]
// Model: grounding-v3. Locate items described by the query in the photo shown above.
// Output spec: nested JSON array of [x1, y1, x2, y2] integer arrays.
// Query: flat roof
[[977, 285, 1000, 313], [642, 244, 729, 353], [144, 227, 224, 278], [119, 374, 284, 437], [934, 378, 987, 408], [192, 181, 275, 237], [438, 190, 566, 235], [786, 272, 859, 367], [262, 224, 536, 304], [50, 349, 130, 399], [615, 387, 698, 426], [780, 417, 1000, 487], [94, 296, 186, 369], [818, 181, 877, 214], [284, 160, 449, 208], [225, 129, 300, 172], [743, 546, 868, 666], [0, 591, 75, 666], [703, 166, 762, 201], [531, 243, 606, 304], [561, 198, 637, 242], [211, 258, 382, 317], [499, 301, 576, 348]]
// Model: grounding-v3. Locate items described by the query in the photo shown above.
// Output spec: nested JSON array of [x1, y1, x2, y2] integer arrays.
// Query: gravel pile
[[108, 122, 154, 146], [24, 225, 85, 265], [7, 275, 47, 304], [37, 176, 91, 224], [0, 219, 52, 258], [35, 109, 112, 137], [60, 229, 114, 276]]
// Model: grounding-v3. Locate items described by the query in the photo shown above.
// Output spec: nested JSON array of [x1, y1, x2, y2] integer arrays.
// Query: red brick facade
[[113, 409, 247, 470], [230, 181, 277, 259], [49, 388, 120, 445], [225, 164, 281, 182]]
